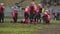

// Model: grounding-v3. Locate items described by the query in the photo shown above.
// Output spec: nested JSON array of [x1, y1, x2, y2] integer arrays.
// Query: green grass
[[0, 18, 60, 34]]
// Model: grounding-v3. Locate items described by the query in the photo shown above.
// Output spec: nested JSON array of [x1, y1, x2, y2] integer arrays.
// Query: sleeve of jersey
[[25, 8, 28, 12], [3, 6, 5, 8], [34, 5, 37, 11]]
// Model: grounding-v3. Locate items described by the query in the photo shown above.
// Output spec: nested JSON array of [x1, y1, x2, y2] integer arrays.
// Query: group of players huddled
[[21, 2, 50, 24], [0, 2, 50, 24]]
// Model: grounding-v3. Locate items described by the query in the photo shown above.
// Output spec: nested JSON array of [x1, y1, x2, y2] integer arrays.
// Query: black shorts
[[37, 14, 41, 19], [42, 16, 46, 21], [33, 14, 36, 20], [54, 16, 57, 18], [30, 14, 34, 20], [24, 12, 29, 19], [0, 13, 4, 19], [46, 20, 50, 24], [13, 15, 18, 22]]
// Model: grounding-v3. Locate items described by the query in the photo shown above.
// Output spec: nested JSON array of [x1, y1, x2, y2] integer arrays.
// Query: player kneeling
[[20, 19, 29, 24], [42, 11, 50, 24]]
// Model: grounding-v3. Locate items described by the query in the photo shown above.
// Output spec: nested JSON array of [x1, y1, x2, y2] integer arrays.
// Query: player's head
[[0, 3, 4, 5], [38, 4, 41, 6], [31, 2, 35, 4], [45, 10, 48, 12]]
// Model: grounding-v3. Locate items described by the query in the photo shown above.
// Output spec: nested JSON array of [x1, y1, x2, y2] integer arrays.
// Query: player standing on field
[[0, 3, 5, 23], [24, 6, 30, 23], [29, 2, 37, 24], [12, 10, 18, 23], [37, 4, 42, 23]]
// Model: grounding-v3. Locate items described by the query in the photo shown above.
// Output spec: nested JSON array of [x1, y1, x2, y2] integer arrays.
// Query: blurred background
[[0, 0, 60, 7]]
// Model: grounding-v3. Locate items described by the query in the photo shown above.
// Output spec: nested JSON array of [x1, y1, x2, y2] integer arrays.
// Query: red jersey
[[0, 5, 5, 13], [44, 13, 50, 21], [36, 6, 42, 14], [37, 6, 42, 14], [24, 7, 30, 15], [35, 7, 39, 14], [29, 4, 37, 14], [12, 10, 18, 18]]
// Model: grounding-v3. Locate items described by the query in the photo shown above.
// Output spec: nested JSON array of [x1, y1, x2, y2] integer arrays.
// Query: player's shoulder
[[0, 5, 5, 8]]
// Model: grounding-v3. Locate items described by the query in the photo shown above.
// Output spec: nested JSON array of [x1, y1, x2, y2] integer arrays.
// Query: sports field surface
[[0, 18, 60, 34]]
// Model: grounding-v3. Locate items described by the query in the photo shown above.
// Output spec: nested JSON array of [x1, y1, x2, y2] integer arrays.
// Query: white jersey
[[41, 12, 47, 17]]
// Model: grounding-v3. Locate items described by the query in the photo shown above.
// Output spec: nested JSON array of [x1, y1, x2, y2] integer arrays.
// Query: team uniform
[[0, 5, 5, 23], [24, 7, 30, 19], [45, 13, 50, 24], [42, 12, 50, 24], [22, 7, 30, 23], [34, 10, 39, 24], [29, 3, 37, 23], [12, 10, 18, 23], [37, 6, 42, 23]]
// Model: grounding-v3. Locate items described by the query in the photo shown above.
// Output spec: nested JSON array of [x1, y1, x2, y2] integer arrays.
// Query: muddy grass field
[[0, 18, 60, 34]]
